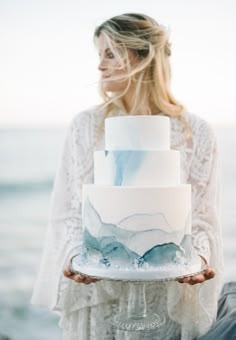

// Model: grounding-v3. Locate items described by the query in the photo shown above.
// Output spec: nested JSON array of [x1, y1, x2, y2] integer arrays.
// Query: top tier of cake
[[105, 115, 170, 150], [94, 115, 180, 186]]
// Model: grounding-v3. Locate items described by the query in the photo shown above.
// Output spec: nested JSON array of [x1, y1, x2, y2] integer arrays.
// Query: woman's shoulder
[[65, 105, 104, 147], [70, 104, 104, 129], [183, 111, 216, 143]]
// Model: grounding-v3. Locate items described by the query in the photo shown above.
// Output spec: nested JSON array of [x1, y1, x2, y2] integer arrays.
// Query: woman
[[31, 13, 223, 339]]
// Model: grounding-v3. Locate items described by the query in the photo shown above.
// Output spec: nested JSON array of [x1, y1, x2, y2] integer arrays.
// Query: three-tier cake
[[73, 115, 202, 280]]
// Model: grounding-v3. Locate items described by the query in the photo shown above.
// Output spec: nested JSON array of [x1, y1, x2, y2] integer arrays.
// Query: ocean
[[0, 126, 235, 340]]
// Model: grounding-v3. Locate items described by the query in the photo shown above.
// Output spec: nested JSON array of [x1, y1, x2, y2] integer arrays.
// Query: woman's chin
[[102, 80, 127, 93], [102, 84, 118, 92]]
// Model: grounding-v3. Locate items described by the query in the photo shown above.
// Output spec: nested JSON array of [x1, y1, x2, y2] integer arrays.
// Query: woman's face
[[96, 33, 137, 93]]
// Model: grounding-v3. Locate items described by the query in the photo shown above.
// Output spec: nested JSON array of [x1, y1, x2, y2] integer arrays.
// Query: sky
[[0, 0, 236, 127]]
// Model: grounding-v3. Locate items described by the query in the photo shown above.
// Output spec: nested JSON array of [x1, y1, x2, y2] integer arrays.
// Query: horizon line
[[1, 121, 236, 129]]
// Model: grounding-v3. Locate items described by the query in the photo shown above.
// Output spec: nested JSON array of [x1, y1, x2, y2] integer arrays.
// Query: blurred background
[[0, 0, 235, 339]]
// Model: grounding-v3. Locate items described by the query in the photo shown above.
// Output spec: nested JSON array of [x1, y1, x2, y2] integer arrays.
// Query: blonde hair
[[94, 13, 191, 139]]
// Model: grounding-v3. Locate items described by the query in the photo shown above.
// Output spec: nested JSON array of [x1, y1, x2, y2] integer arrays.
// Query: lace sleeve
[[31, 111, 94, 309], [167, 117, 224, 340], [190, 120, 222, 266]]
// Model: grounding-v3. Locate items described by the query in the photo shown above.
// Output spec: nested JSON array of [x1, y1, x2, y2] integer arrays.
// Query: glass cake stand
[[71, 253, 206, 332]]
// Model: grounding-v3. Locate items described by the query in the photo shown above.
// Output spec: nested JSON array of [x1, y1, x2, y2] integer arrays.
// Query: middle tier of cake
[[94, 150, 180, 186]]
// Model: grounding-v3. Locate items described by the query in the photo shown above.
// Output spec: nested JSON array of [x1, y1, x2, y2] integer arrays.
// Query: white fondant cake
[[77, 115, 200, 280]]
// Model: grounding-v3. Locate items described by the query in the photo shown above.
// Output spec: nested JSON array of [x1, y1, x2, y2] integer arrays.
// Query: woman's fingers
[[73, 274, 99, 284], [178, 274, 205, 284], [63, 265, 74, 277], [63, 265, 99, 284], [74, 274, 87, 283], [204, 267, 216, 280], [177, 267, 216, 285]]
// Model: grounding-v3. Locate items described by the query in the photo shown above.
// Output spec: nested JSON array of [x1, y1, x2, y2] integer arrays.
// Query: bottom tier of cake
[[81, 184, 192, 277]]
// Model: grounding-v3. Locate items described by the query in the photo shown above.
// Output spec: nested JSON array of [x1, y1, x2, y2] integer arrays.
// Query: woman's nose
[[98, 59, 106, 71]]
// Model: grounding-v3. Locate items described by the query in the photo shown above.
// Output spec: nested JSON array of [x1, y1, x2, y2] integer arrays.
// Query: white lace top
[[31, 106, 224, 340]]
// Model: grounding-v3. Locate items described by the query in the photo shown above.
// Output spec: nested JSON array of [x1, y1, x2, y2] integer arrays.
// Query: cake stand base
[[112, 312, 165, 331], [110, 281, 165, 331]]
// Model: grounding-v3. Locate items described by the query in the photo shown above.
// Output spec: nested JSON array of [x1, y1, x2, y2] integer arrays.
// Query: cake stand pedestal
[[71, 254, 205, 332], [111, 280, 165, 331]]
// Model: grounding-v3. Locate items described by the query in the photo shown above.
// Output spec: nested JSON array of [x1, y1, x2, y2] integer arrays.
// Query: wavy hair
[[94, 13, 191, 138]]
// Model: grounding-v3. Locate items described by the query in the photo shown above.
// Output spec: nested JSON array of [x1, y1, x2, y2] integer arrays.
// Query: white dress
[[31, 106, 224, 340]]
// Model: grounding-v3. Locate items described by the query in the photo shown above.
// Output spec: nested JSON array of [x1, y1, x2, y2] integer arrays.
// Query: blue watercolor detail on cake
[[83, 198, 191, 268], [104, 150, 146, 185], [142, 243, 183, 265]]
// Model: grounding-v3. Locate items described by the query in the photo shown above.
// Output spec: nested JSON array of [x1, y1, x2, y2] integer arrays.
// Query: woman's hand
[[177, 267, 216, 285], [63, 264, 99, 285]]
